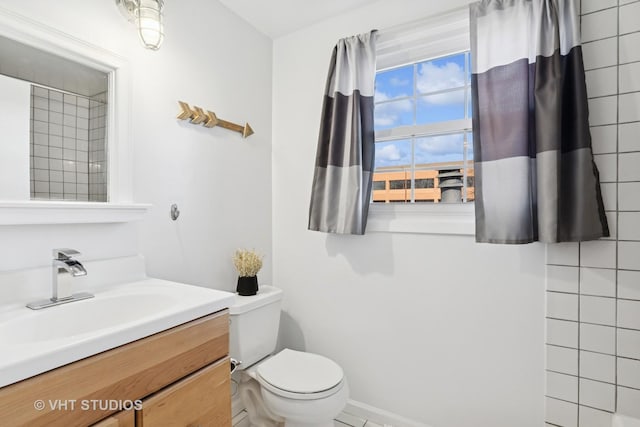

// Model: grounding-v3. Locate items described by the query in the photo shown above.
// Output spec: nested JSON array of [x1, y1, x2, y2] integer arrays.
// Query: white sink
[[0, 278, 235, 388]]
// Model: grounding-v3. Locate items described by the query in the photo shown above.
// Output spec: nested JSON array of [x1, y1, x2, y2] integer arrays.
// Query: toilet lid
[[256, 349, 344, 394]]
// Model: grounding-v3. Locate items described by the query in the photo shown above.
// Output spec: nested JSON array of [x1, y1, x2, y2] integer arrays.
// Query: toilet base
[[239, 374, 283, 427], [239, 371, 348, 427]]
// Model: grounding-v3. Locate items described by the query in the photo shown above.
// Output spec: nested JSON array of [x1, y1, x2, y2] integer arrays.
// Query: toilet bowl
[[230, 286, 348, 427], [254, 348, 349, 427]]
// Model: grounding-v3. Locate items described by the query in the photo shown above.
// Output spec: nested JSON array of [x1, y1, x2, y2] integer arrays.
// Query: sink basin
[[1, 293, 175, 344], [0, 278, 235, 388]]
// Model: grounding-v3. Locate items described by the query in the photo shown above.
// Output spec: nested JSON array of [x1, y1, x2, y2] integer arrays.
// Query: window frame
[[367, 8, 475, 236]]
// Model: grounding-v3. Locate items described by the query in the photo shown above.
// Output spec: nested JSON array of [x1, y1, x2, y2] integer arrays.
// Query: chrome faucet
[[26, 248, 94, 310], [52, 249, 87, 300]]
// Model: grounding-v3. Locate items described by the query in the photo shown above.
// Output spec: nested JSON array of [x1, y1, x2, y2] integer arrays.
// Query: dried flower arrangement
[[233, 249, 263, 278]]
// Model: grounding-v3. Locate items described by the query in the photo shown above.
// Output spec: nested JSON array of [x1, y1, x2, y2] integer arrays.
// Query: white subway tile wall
[[590, 125, 617, 154], [617, 386, 640, 418], [29, 85, 107, 202], [581, 8, 618, 42], [547, 371, 580, 403], [548, 345, 580, 376], [579, 351, 616, 383], [583, 37, 618, 70], [580, 324, 616, 355], [603, 210, 616, 239], [580, 268, 616, 297], [579, 378, 616, 412], [548, 266, 580, 293], [618, 270, 640, 300], [547, 396, 579, 427], [599, 182, 617, 211], [618, 329, 640, 359], [617, 358, 640, 389], [578, 405, 613, 427], [545, 2, 640, 424], [548, 319, 581, 348]]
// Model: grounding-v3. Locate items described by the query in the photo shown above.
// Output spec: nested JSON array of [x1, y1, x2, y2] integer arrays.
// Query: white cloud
[[417, 61, 466, 105], [389, 77, 410, 87], [374, 89, 410, 103], [374, 92, 412, 128], [421, 90, 465, 106], [374, 89, 391, 103], [376, 144, 401, 162], [415, 134, 464, 163]]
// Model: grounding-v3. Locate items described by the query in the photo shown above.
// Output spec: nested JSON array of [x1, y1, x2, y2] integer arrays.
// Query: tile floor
[[334, 411, 385, 427], [233, 410, 387, 427]]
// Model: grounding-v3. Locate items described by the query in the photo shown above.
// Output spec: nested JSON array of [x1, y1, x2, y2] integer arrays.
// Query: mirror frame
[[0, 6, 149, 224]]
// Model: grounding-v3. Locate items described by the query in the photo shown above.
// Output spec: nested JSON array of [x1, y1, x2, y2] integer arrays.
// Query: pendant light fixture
[[116, 0, 164, 51]]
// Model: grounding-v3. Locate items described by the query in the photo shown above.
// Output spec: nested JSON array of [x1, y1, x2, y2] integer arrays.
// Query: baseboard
[[232, 410, 250, 427], [344, 399, 431, 427]]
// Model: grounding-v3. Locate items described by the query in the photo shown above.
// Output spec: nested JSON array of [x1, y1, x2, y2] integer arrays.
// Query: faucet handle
[[53, 248, 81, 260]]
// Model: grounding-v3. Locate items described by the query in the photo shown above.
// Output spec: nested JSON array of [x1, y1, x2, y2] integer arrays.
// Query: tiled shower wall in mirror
[[29, 85, 107, 201], [545, 0, 640, 426]]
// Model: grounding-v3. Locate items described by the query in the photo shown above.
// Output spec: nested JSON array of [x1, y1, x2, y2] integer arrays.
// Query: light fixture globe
[[137, 0, 164, 50], [115, 0, 164, 51]]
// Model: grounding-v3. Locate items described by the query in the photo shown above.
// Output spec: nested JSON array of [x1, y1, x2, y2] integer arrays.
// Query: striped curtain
[[470, 0, 609, 244], [308, 31, 377, 235]]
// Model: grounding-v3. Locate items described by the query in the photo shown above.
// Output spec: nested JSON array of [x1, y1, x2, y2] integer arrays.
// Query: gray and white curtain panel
[[308, 31, 377, 235], [470, 0, 609, 243]]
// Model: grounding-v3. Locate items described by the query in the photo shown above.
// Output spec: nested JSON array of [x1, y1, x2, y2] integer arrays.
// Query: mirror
[[0, 34, 109, 202]]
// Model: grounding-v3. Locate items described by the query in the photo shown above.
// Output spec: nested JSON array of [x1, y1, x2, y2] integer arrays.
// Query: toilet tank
[[229, 285, 283, 369]]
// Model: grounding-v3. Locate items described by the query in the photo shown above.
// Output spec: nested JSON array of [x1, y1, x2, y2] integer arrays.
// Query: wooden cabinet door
[[136, 357, 231, 427], [91, 410, 134, 427]]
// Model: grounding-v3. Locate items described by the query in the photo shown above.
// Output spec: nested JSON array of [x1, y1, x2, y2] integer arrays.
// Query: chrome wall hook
[[170, 204, 180, 221]]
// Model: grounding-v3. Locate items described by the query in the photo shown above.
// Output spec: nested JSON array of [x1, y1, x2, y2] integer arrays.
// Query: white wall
[[0, 1, 272, 290], [272, 1, 546, 426]]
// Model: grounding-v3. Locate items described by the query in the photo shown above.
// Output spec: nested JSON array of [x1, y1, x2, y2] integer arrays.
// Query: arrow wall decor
[[176, 101, 254, 138]]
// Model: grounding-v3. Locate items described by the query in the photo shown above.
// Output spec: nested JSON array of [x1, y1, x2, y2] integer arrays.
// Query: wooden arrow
[[191, 106, 206, 124], [177, 101, 193, 120], [216, 118, 254, 138], [176, 101, 254, 138], [203, 110, 218, 128]]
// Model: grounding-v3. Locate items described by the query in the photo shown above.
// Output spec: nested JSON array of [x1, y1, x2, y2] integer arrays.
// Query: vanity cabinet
[[0, 310, 231, 427], [92, 410, 135, 427]]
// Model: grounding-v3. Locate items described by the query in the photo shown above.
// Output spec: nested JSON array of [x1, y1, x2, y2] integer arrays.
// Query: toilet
[[229, 285, 348, 427]]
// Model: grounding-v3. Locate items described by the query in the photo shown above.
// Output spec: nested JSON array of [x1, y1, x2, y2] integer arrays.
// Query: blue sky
[[374, 52, 473, 169]]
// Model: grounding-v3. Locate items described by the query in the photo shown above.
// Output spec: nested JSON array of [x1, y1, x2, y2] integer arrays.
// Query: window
[[415, 178, 434, 189], [389, 179, 410, 190], [372, 51, 474, 205], [366, 9, 474, 235], [372, 180, 386, 191]]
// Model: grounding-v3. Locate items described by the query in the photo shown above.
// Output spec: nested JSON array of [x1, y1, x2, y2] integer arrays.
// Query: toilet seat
[[256, 349, 345, 400]]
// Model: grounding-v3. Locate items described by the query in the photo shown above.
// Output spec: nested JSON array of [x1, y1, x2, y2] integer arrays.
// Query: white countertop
[[0, 278, 235, 388]]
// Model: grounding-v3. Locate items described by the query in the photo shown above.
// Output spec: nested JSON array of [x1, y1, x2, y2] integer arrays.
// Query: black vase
[[236, 276, 258, 296]]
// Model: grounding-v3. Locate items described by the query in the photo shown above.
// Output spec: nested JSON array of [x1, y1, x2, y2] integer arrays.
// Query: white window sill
[[0, 201, 151, 225], [367, 203, 475, 235]]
